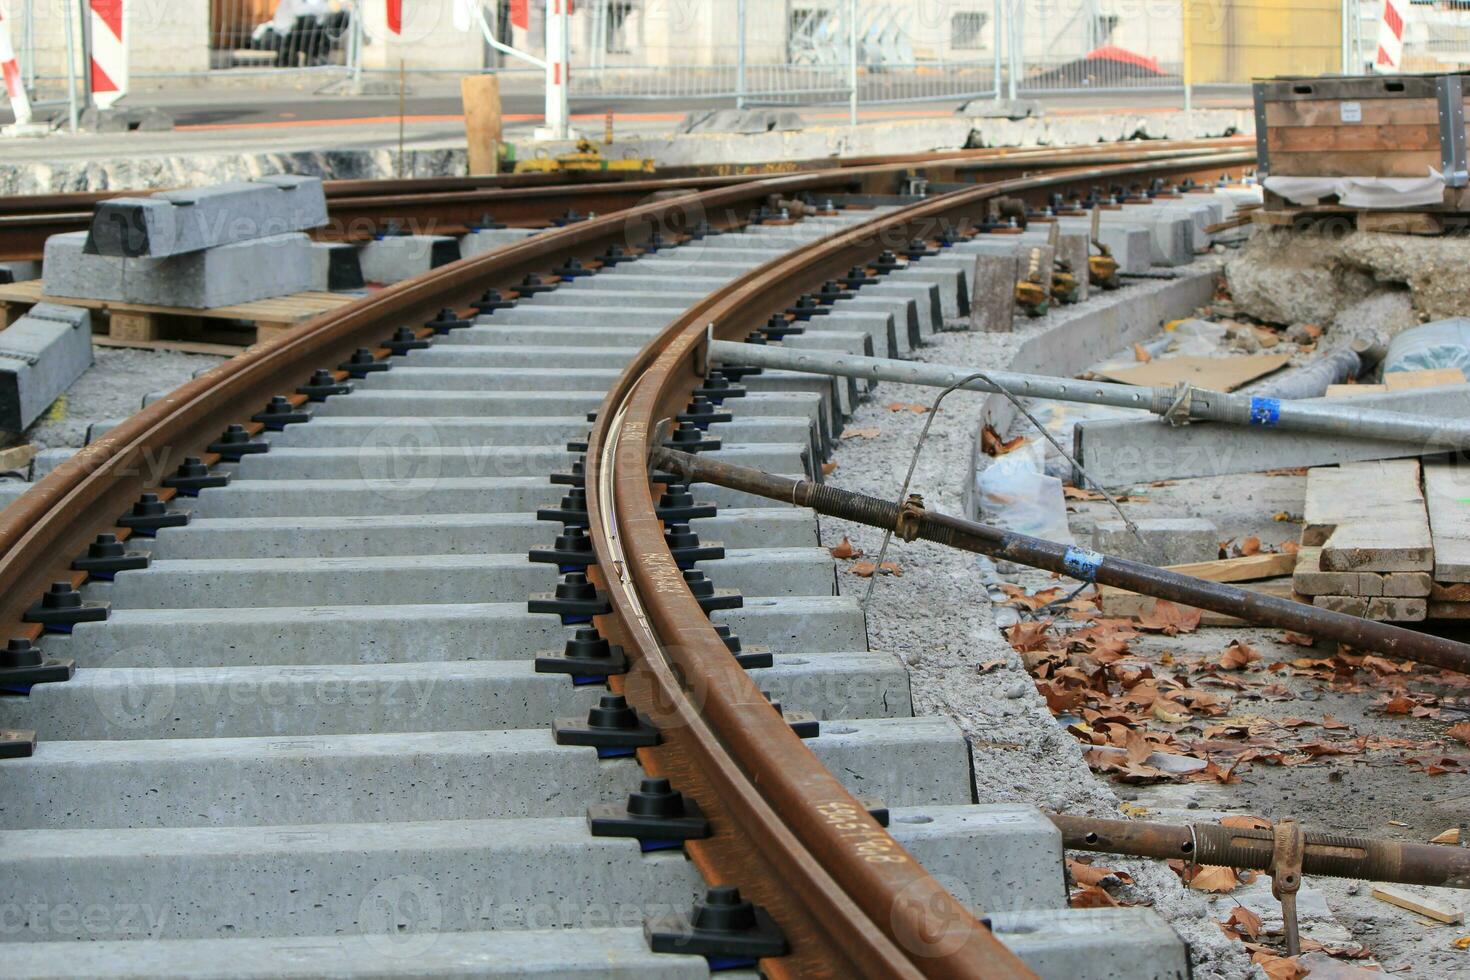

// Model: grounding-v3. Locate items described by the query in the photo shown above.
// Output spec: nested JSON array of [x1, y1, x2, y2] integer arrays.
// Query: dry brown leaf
[[1430, 827, 1461, 845], [1381, 695, 1416, 715], [1069, 884, 1121, 908], [829, 536, 862, 560], [1447, 722, 1470, 746], [821, 461, 838, 476], [850, 561, 877, 577], [1006, 621, 1054, 653], [1281, 540, 1300, 555], [1067, 858, 1135, 888], [1219, 640, 1263, 671], [1225, 904, 1263, 940], [1281, 631, 1316, 647], [1189, 865, 1241, 893], [841, 427, 883, 440], [1132, 342, 1153, 363], [879, 561, 902, 577], [886, 402, 930, 414], [981, 424, 1026, 457], [1322, 714, 1350, 731], [1239, 536, 1262, 556], [1136, 599, 1202, 636], [1252, 952, 1307, 980]]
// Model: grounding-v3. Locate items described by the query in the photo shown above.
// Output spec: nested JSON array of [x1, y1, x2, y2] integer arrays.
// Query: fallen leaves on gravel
[[1251, 951, 1306, 980], [1447, 723, 1470, 746], [1280, 631, 1316, 647], [885, 402, 930, 414], [1006, 620, 1053, 653], [821, 461, 838, 475], [829, 536, 862, 560], [840, 427, 883, 440], [1188, 865, 1242, 892], [1068, 884, 1122, 908], [1223, 904, 1263, 940], [1218, 640, 1263, 671], [850, 560, 902, 578]]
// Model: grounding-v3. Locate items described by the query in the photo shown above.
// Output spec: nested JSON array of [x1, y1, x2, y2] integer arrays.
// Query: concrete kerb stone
[[1092, 518, 1219, 566], [0, 302, 93, 432], [85, 176, 327, 259], [1073, 382, 1470, 487], [357, 236, 461, 285], [44, 232, 314, 308]]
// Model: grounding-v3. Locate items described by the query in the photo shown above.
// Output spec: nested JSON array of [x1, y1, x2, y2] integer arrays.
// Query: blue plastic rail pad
[[1062, 546, 1104, 582], [1249, 397, 1281, 427]]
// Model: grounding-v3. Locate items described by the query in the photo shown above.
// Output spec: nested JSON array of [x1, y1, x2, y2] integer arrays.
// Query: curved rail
[[0, 145, 1256, 974]]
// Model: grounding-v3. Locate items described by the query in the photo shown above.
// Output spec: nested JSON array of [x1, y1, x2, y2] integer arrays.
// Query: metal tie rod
[[651, 446, 1470, 675], [705, 339, 1470, 450]]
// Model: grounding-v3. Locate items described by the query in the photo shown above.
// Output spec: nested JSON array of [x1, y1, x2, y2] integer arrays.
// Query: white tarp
[[1263, 173, 1448, 209]]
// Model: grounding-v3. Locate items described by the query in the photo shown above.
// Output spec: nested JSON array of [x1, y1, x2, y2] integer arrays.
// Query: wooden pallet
[[0, 279, 356, 348], [1253, 196, 1470, 237]]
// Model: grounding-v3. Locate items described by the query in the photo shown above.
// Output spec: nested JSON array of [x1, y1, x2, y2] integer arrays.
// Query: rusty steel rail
[[0, 146, 1257, 975]]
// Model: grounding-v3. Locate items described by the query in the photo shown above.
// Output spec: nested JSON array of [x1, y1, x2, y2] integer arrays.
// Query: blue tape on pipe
[[1062, 546, 1104, 582], [1249, 397, 1281, 426]]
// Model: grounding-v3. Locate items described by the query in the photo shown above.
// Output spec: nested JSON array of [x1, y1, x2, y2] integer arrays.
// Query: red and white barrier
[[88, 0, 127, 109], [1375, 0, 1405, 73], [0, 3, 33, 126]]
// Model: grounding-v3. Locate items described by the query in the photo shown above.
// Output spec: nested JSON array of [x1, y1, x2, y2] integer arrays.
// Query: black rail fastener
[[814, 280, 853, 304], [472, 213, 506, 230], [645, 886, 788, 966], [24, 582, 108, 632], [426, 308, 471, 333], [517, 273, 559, 296], [759, 315, 805, 340], [428, 240, 462, 269], [548, 459, 587, 488], [534, 627, 628, 683], [297, 370, 353, 402], [208, 424, 269, 461], [554, 257, 595, 279], [471, 288, 515, 313], [588, 777, 711, 851], [0, 638, 74, 688], [553, 694, 660, 757], [252, 396, 310, 429], [599, 244, 636, 266], [839, 265, 879, 288], [528, 572, 611, 623], [338, 348, 390, 377], [552, 208, 587, 226], [644, 229, 670, 251], [714, 624, 772, 669], [664, 525, 723, 568], [681, 570, 742, 615], [785, 294, 829, 320], [871, 250, 905, 274], [0, 729, 36, 759], [677, 396, 733, 429], [767, 698, 820, 739], [536, 487, 590, 528], [162, 456, 229, 495], [903, 238, 940, 259], [653, 484, 717, 524], [72, 533, 148, 578], [694, 371, 747, 402], [663, 422, 720, 454], [383, 326, 431, 355], [116, 494, 188, 536], [528, 525, 597, 572], [566, 438, 589, 455]]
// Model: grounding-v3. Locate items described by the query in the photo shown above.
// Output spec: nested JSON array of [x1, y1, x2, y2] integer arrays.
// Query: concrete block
[[28, 446, 77, 479], [357, 235, 461, 284], [1108, 208, 1194, 266], [86, 176, 327, 258], [0, 480, 28, 509], [1091, 517, 1218, 566], [0, 302, 93, 431], [459, 226, 539, 257], [85, 418, 126, 442], [990, 907, 1189, 979], [970, 252, 1018, 331], [1056, 218, 1153, 274], [1073, 383, 1470, 486], [44, 232, 314, 308], [309, 242, 364, 291]]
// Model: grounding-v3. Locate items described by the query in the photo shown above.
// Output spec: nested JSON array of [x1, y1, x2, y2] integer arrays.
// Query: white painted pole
[[1007, 0, 1020, 101], [736, 0, 746, 110], [0, 3, 34, 126], [992, 0, 1002, 100], [62, 0, 78, 131], [545, 0, 570, 139], [847, 0, 857, 126]]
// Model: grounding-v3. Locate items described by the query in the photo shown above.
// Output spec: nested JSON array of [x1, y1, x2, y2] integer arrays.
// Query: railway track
[[0, 138, 1252, 262], [0, 146, 1256, 977]]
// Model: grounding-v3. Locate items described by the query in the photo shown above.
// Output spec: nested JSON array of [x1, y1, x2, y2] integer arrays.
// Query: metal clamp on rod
[[705, 339, 1470, 451]]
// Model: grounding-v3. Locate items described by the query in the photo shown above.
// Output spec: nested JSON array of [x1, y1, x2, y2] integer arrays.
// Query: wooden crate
[[0, 280, 356, 349], [1255, 73, 1470, 203]]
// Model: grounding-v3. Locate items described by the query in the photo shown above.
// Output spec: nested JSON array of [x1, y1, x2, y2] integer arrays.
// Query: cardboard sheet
[[1096, 353, 1291, 391]]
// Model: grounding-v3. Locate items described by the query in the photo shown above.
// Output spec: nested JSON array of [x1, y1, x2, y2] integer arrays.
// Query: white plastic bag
[[976, 441, 1075, 545]]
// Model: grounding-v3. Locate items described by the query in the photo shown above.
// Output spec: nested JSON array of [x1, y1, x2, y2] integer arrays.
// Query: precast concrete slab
[[0, 302, 94, 431]]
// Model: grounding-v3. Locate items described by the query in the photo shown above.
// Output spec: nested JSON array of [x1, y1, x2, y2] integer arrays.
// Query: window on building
[[605, 1, 634, 54], [951, 12, 987, 50]]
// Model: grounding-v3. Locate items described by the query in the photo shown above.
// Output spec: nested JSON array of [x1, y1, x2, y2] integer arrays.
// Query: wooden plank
[[1266, 123, 1442, 154], [1311, 460, 1434, 573], [461, 73, 502, 177], [1098, 578, 1299, 626], [1325, 383, 1387, 397], [1265, 98, 1443, 128], [108, 311, 163, 342], [1358, 211, 1446, 236], [91, 335, 243, 356], [0, 301, 26, 328], [0, 443, 37, 473], [1270, 149, 1443, 179], [0, 280, 44, 303], [1163, 552, 1297, 583], [1424, 461, 1470, 583], [1370, 884, 1463, 924], [1384, 368, 1467, 390]]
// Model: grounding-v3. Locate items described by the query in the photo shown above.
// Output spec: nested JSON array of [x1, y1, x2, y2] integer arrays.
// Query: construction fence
[[9, 1, 1470, 118]]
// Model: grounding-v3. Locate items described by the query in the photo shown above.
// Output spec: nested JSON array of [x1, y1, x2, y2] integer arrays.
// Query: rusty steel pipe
[[650, 448, 1470, 674], [1051, 814, 1470, 890]]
